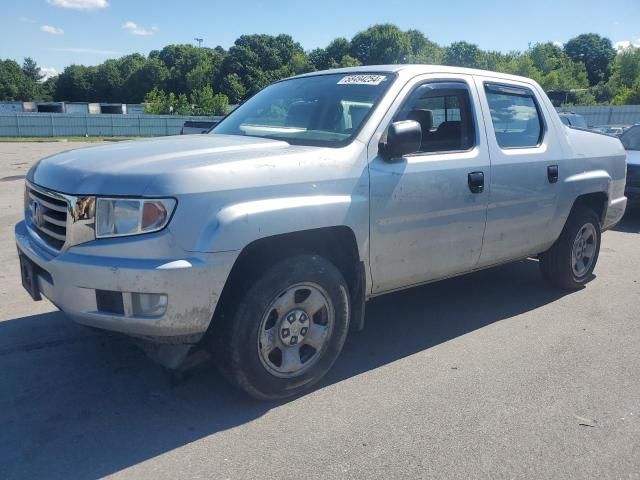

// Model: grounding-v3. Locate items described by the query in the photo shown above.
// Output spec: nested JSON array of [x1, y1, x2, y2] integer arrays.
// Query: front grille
[[26, 184, 69, 251]]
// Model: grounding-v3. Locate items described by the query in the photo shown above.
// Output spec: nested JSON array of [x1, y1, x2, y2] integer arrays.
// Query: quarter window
[[395, 82, 476, 153], [485, 83, 544, 148]]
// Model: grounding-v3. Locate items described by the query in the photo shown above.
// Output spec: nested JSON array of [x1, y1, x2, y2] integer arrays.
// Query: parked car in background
[[621, 124, 640, 205], [592, 125, 628, 137], [559, 112, 588, 129], [16, 65, 627, 400], [180, 120, 219, 135]]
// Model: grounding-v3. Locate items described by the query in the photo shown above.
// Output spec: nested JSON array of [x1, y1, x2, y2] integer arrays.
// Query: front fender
[[187, 193, 369, 260]]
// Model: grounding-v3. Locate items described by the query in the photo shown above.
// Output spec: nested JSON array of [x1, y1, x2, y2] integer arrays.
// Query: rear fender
[[551, 170, 611, 239]]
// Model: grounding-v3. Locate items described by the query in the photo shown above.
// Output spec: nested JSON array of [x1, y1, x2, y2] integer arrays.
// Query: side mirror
[[381, 120, 422, 160]]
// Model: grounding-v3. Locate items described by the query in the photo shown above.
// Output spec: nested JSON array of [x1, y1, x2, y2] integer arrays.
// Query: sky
[[2, 0, 640, 79]]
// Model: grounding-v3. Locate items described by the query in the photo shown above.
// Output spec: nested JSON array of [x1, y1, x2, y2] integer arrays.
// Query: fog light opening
[[131, 293, 167, 317]]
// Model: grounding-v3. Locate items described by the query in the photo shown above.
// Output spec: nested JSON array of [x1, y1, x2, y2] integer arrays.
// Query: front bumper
[[15, 220, 237, 341]]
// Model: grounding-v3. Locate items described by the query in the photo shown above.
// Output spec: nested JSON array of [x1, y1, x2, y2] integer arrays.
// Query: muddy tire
[[214, 254, 350, 400]]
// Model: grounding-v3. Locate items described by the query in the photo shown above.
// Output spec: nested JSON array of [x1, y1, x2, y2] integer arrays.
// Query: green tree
[[54, 64, 97, 102], [0, 59, 25, 100], [529, 43, 565, 73], [93, 60, 123, 103], [406, 29, 444, 64], [22, 57, 44, 82], [308, 48, 329, 70], [337, 55, 361, 68], [174, 93, 192, 115], [191, 85, 214, 115], [564, 33, 616, 85], [3, 27, 637, 108], [219, 34, 305, 100], [609, 46, 640, 89], [122, 58, 169, 103], [484, 50, 519, 71], [0, 58, 45, 100], [350, 24, 411, 65], [115, 53, 146, 80], [210, 93, 229, 116], [220, 73, 246, 104], [143, 87, 168, 114], [186, 58, 214, 92], [443, 41, 488, 69], [309, 38, 362, 70], [290, 52, 313, 74], [612, 78, 640, 105], [191, 85, 229, 115], [40, 76, 57, 101], [321, 37, 354, 68]]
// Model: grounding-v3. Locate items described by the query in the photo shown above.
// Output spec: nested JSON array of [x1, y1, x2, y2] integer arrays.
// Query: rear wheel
[[214, 254, 350, 400], [539, 207, 601, 290]]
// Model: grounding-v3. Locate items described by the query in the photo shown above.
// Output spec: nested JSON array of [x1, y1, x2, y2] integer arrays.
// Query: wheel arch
[[571, 191, 608, 226], [207, 226, 366, 336]]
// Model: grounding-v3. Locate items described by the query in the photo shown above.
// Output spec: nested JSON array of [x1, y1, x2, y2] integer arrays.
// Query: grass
[[0, 136, 138, 143]]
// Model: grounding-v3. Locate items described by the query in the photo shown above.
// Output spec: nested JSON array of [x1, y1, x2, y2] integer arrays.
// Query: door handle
[[468, 171, 484, 194], [547, 165, 559, 183]]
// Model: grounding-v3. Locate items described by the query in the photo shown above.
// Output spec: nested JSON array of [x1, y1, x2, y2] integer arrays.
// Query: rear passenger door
[[474, 78, 565, 267], [369, 75, 490, 293]]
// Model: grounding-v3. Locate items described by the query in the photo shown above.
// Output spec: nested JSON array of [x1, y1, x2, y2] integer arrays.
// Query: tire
[[539, 206, 601, 290], [214, 254, 350, 400]]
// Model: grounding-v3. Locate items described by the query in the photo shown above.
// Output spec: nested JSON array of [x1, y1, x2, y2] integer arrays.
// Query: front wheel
[[214, 254, 350, 400], [539, 207, 601, 290]]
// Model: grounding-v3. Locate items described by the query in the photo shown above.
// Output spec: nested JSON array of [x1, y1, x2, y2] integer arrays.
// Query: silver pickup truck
[[15, 65, 627, 399]]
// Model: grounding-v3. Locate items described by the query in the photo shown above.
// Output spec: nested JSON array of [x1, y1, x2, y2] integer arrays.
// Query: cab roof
[[291, 64, 538, 85]]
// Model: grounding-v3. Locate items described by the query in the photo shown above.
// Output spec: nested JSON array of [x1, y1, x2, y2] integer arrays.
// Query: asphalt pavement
[[1, 141, 639, 479]]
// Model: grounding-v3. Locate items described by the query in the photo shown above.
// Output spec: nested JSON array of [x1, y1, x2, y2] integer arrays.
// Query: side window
[[395, 82, 476, 153], [485, 83, 544, 149]]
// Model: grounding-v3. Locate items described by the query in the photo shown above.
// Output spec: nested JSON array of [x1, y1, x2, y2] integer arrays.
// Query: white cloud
[[40, 67, 58, 81], [53, 47, 121, 55], [41, 25, 64, 35], [122, 21, 157, 36], [614, 39, 640, 51], [553, 41, 563, 48], [47, 0, 108, 10]]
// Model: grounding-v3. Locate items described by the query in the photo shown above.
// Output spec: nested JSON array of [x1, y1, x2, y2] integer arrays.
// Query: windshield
[[211, 73, 395, 147], [621, 126, 640, 151]]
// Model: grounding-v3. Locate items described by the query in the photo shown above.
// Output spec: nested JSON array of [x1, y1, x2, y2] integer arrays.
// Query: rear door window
[[484, 83, 544, 149]]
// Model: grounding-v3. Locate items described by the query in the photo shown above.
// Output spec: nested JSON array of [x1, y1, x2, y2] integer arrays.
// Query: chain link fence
[[556, 106, 640, 127], [2, 107, 639, 138], [0, 113, 223, 137]]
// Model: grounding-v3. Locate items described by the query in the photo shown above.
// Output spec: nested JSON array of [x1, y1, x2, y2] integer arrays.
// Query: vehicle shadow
[[612, 207, 640, 233], [0, 259, 567, 479]]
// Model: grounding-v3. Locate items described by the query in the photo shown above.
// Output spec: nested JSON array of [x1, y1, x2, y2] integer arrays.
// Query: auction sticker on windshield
[[337, 74, 387, 85]]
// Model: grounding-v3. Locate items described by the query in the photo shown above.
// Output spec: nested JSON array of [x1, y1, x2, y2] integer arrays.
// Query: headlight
[[95, 198, 176, 238]]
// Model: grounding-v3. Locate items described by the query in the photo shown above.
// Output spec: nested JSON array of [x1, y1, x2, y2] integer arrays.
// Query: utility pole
[[194, 38, 203, 48]]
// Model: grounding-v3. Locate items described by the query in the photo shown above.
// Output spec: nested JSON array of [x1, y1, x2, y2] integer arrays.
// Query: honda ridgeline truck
[[16, 66, 627, 399]]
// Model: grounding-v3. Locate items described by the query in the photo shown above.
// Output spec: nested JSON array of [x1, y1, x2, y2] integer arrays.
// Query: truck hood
[[28, 134, 319, 195]]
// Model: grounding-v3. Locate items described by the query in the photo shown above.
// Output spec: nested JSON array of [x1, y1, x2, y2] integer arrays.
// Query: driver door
[[368, 75, 490, 293]]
